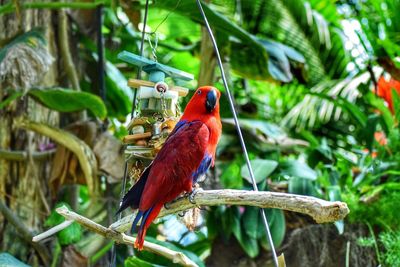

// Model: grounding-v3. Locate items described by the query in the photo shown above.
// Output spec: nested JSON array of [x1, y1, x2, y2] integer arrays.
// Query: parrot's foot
[[188, 188, 202, 204]]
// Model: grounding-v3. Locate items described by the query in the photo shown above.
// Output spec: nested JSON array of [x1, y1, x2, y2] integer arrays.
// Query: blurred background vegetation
[[1, 0, 400, 266]]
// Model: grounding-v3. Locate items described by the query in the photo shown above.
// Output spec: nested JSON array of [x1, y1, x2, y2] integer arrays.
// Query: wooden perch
[[53, 206, 198, 267], [110, 189, 349, 233], [33, 189, 349, 266], [127, 78, 189, 96]]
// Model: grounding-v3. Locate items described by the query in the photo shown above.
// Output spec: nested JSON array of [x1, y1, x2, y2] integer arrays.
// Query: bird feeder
[[118, 51, 193, 180]]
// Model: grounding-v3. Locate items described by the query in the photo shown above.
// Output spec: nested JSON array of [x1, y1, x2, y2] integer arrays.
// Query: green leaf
[[234, 227, 260, 258], [103, 60, 132, 120], [288, 176, 315, 196], [243, 207, 259, 239], [154, 0, 303, 82], [45, 203, 82, 246], [0, 91, 23, 109], [220, 162, 243, 189], [260, 209, 286, 250], [366, 92, 394, 131], [0, 253, 30, 267], [124, 256, 156, 267], [281, 160, 317, 180], [392, 88, 400, 122], [28, 88, 107, 119], [241, 159, 278, 184], [58, 222, 82, 246], [139, 236, 205, 267]]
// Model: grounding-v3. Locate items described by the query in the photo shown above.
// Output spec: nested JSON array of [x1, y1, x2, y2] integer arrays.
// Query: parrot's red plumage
[[117, 86, 222, 250]]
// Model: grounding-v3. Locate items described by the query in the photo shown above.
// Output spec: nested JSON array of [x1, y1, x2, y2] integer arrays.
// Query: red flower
[[374, 131, 387, 146], [376, 76, 400, 114]]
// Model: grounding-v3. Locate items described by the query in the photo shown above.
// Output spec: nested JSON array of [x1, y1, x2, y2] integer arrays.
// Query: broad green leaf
[[139, 236, 205, 267], [0, 253, 30, 267], [28, 88, 107, 119], [124, 256, 155, 267], [58, 221, 82, 245], [260, 209, 286, 250], [154, 0, 303, 82], [234, 227, 260, 258], [243, 207, 259, 239], [281, 160, 317, 180], [241, 159, 278, 184], [220, 162, 243, 189], [288, 176, 315, 196]]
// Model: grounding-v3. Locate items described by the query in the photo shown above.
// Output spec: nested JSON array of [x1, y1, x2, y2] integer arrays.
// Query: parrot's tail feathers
[[116, 165, 152, 215], [134, 203, 164, 250], [130, 210, 143, 234]]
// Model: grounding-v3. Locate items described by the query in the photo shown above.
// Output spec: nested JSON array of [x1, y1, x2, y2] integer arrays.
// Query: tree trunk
[[0, 2, 60, 265]]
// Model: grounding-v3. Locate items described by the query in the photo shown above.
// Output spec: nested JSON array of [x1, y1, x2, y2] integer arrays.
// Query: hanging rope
[[110, 1, 151, 266], [195, 1, 280, 266]]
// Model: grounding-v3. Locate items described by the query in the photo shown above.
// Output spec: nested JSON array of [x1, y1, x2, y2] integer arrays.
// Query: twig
[[110, 189, 349, 233], [0, 1, 107, 16], [0, 200, 50, 265], [58, 9, 87, 120], [0, 148, 56, 161], [52, 206, 198, 267], [32, 220, 74, 242], [58, 10, 81, 92]]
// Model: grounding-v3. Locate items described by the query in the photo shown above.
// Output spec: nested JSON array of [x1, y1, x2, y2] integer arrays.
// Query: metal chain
[[195, 1, 280, 267]]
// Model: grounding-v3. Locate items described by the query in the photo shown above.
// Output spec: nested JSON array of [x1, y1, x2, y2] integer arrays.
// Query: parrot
[[117, 86, 222, 250]]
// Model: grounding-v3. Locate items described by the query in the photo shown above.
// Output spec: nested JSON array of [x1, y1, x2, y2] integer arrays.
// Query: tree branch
[[53, 206, 198, 267], [110, 189, 349, 233]]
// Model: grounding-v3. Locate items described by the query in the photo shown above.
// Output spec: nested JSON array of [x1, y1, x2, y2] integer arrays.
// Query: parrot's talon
[[178, 211, 186, 217], [164, 203, 170, 209], [188, 188, 201, 204]]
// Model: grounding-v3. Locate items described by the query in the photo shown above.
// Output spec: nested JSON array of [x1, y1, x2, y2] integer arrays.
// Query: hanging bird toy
[[117, 51, 193, 181]]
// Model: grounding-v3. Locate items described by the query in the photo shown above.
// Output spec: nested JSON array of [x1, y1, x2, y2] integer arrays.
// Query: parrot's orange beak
[[206, 88, 217, 112]]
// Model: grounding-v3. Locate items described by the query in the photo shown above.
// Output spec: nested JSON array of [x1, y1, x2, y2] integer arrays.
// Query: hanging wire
[[147, 32, 159, 62], [195, 1, 280, 266], [151, 0, 182, 34], [110, 1, 151, 266]]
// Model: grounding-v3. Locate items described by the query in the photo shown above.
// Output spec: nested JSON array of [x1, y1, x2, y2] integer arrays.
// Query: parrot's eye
[[197, 90, 202, 95]]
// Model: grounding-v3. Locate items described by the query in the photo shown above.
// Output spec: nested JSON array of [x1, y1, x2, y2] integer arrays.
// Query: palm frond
[[242, 0, 350, 85], [282, 67, 384, 129]]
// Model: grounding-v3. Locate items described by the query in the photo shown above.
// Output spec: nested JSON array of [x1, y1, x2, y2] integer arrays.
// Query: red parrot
[[117, 86, 222, 250]]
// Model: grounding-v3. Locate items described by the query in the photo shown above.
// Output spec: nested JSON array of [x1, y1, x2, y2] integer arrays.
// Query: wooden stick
[[54, 206, 198, 267], [127, 79, 189, 96], [123, 132, 152, 144], [110, 189, 349, 233], [32, 220, 73, 242]]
